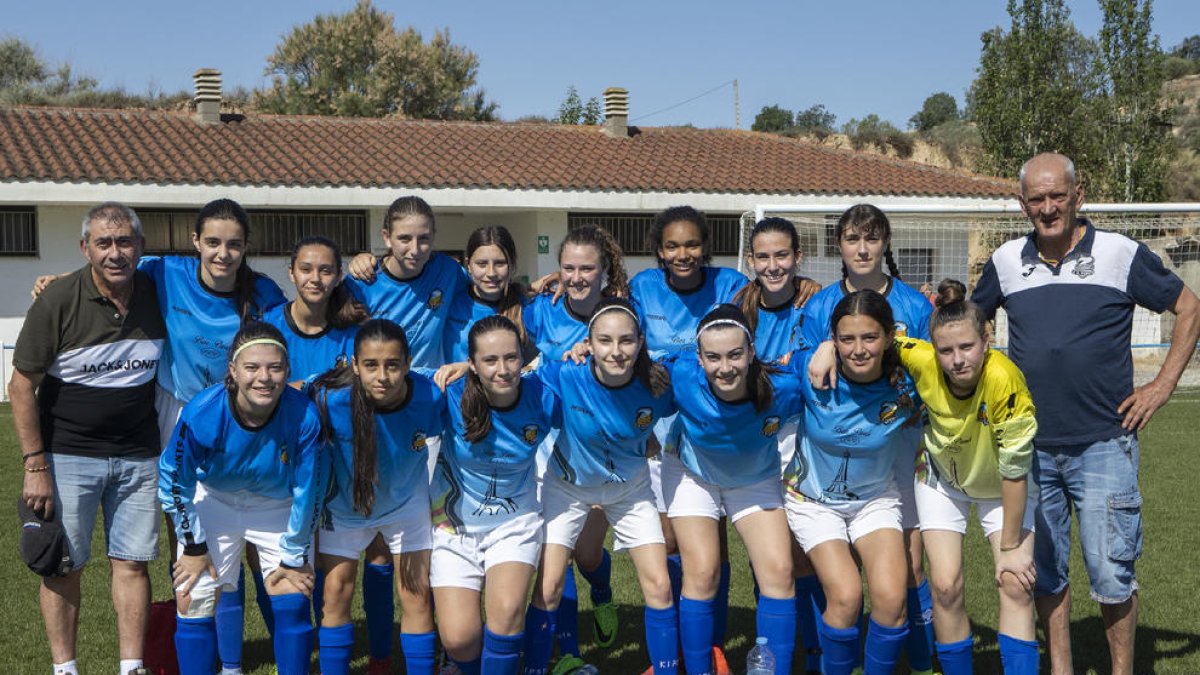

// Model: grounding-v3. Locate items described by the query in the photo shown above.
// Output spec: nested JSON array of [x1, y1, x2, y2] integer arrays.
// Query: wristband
[[1000, 544, 1020, 552], [22, 450, 46, 462], [25, 464, 50, 473], [183, 542, 209, 556]]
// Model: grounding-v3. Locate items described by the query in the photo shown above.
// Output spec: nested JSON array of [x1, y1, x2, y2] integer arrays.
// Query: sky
[[5, 0, 1199, 130]]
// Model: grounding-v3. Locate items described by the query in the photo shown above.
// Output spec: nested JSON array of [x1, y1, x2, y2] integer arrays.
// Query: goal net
[[740, 204, 1200, 387]]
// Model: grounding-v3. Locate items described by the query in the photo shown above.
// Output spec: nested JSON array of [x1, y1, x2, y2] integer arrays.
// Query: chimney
[[602, 87, 629, 138], [193, 69, 222, 124]]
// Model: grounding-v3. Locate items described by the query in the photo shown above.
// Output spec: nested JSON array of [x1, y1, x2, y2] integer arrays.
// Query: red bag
[[144, 599, 180, 675]]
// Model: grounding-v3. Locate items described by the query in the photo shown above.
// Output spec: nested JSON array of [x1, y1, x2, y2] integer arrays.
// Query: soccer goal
[[740, 202, 1200, 386]]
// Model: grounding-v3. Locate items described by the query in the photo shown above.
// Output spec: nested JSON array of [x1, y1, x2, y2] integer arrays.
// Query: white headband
[[232, 338, 287, 362], [587, 304, 640, 332], [696, 319, 753, 343]]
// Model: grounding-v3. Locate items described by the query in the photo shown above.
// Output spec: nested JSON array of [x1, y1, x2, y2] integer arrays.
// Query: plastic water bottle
[[746, 636, 775, 675]]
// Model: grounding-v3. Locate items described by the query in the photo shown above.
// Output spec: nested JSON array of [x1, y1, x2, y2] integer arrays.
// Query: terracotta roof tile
[[0, 106, 1017, 197]]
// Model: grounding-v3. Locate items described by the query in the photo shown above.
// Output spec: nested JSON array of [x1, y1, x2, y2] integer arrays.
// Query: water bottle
[[746, 635, 775, 675]]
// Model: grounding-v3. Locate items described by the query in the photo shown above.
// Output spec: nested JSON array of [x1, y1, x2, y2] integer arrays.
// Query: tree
[[969, 0, 1106, 186], [556, 86, 601, 125], [751, 104, 793, 133], [793, 104, 836, 133], [1097, 0, 1173, 201], [255, 0, 497, 120], [909, 92, 959, 132], [0, 37, 46, 90], [1171, 35, 1200, 61], [843, 114, 914, 158]]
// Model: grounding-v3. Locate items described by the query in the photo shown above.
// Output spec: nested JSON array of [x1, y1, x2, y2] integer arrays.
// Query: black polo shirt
[[13, 265, 166, 457]]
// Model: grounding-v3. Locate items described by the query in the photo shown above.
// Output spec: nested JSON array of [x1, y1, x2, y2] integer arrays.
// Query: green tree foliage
[[1097, 0, 1173, 201], [255, 0, 497, 120], [793, 104, 837, 134], [970, 0, 1106, 186], [843, 114, 914, 158], [909, 92, 960, 132], [1172, 35, 1200, 61], [1164, 35, 1200, 78], [924, 119, 983, 166], [556, 86, 601, 125], [751, 104, 793, 133]]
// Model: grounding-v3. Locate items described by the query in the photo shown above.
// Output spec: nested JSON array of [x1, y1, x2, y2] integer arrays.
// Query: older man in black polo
[[10, 202, 166, 675]]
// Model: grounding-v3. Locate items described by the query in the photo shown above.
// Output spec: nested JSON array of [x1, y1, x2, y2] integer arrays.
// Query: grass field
[[4, 399, 1200, 674]]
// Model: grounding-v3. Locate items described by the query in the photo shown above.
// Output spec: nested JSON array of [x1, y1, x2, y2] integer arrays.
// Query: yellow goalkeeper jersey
[[895, 336, 1037, 500]]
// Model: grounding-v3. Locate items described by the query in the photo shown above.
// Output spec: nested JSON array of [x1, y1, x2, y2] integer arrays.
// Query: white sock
[[119, 658, 144, 674], [219, 668, 244, 675], [53, 661, 79, 675]]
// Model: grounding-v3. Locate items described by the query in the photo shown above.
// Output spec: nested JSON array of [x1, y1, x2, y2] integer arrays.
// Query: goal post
[[740, 202, 1200, 386]]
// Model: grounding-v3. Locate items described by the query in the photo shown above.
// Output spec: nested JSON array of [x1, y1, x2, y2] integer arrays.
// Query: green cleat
[[551, 654, 589, 675], [592, 600, 619, 648]]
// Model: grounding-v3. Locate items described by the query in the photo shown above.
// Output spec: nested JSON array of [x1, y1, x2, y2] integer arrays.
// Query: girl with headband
[[310, 319, 444, 675], [663, 303, 804, 675], [159, 321, 324, 675], [799, 204, 937, 672], [521, 297, 678, 675]]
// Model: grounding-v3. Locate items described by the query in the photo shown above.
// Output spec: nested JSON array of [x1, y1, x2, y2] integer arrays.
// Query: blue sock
[[215, 570, 245, 670], [795, 575, 824, 672], [175, 616, 217, 675], [251, 565, 275, 636], [936, 635, 975, 675], [400, 631, 437, 674], [864, 618, 908, 675], [998, 633, 1039, 675], [482, 626, 523, 675], [454, 656, 482, 675], [666, 554, 683, 606], [644, 605, 680, 675], [312, 568, 325, 627], [679, 596, 715, 675], [756, 595, 797, 675], [270, 592, 313, 675], [521, 606, 555, 675], [713, 562, 731, 648], [362, 562, 395, 660], [317, 623, 353, 675], [555, 567, 581, 657], [856, 603, 868, 669], [906, 580, 935, 671], [581, 549, 613, 605], [817, 616, 860, 675]]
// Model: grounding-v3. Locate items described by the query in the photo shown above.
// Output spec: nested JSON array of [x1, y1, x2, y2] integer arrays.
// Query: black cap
[[16, 496, 72, 577]]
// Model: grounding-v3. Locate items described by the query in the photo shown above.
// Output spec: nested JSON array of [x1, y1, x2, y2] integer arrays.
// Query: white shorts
[[662, 453, 782, 523], [430, 511, 543, 591], [896, 445, 921, 530], [319, 499, 433, 559], [176, 484, 292, 595], [786, 489, 903, 552], [542, 469, 664, 552], [156, 384, 187, 454], [915, 478, 1037, 538], [777, 420, 800, 477], [649, 456, 667, 513]]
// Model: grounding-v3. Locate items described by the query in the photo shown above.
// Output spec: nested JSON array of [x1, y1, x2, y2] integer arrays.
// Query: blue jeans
[[50, 453, 160, 569], [1033, 434, 1141, 604]]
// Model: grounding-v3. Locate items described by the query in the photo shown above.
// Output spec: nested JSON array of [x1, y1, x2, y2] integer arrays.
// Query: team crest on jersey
[[411, 431, 428, 451], [334, 354, 350, 369], [522, 424, 541, 445], [879, 401, 899, 424], [428, 288, 444, 310], [1073, 256, 1095, 278], [977, 402, 989, 426], [279, 443, 289, 465], [761, 416, 781, 436], [634, 407, 654, 430]]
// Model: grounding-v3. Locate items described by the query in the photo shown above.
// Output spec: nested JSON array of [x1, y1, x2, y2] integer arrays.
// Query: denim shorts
[[50, 453, 161, 570], [1033, 434, 1141, 603]]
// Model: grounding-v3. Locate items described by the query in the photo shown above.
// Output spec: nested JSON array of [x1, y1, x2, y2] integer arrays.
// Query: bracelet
[[1000, 544, 1020, 552], [25, 464, 50, 473], [22, 450, 46, 462]]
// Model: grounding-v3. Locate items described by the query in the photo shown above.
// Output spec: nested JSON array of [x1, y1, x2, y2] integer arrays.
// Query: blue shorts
[[50, 453, 161, 570], [1033, 434, 1141, 604]]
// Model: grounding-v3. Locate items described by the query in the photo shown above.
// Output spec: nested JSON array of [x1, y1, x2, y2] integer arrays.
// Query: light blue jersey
[[784, 352, 922, 505], [262, 302, 358, 382], [139, 256, 286, 401], [432, 375, 559, 534], [801, 278, 932, 349], [317, 373, 445, 530], [669, 356, 803, 488], [630, 267, 747, 359], [538, 359, 675, 487], [752, 298, 809, 365], [159, 384, 324, 567], [443, 290, 503, 363], [343, 253, 470, 369], [523, 294, 590, 362]]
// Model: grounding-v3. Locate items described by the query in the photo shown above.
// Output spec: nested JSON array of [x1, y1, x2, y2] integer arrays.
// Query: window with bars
[[568, 212, 741, 256], [0, 207, 38, 256], [140, 209, 369, 256]]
